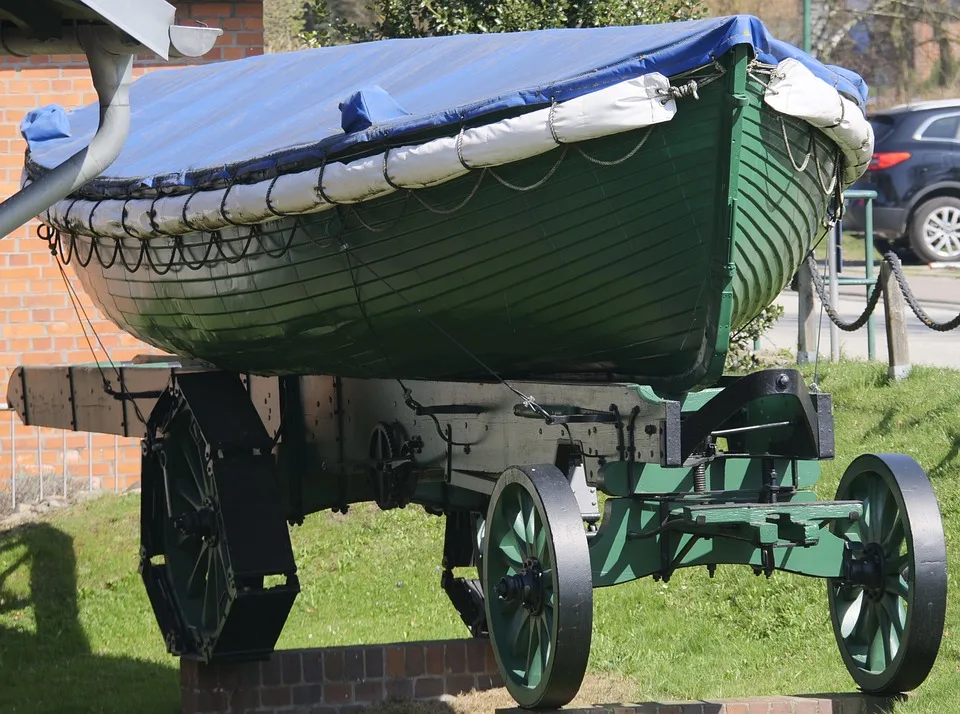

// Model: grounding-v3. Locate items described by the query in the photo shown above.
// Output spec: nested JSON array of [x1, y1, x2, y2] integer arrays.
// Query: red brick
[[405, 644, 425, 676], [354, 680, 384, 703], [445, 674, 476, 696], [281, 651, 302, 684], [261, 656, 282, 686], [445, 641, 466, 674], [303, 653, 323, 683], [792, 699, 821, 713], [323, 650, 344, 681], [292, 684, 323, 707], [236, 32, 262, 46], [180, 661, 198, 690], [226, 686, 260, 711], [414, 677, 444, 699], [385, 646, 405, 677], [343, 649, 364, 681], [466, 640, 488, 673], [234, 3, 262, 15], [476, 672, 503, 689], [261, 686, 292, 707], [425, 643, 444, 675], [722, 704, 749, 714], [385, 678, 413, 701], [189, 3, 233, 16], [322, 683, 352, 704], [747, 703, 771, 714], [365, 648, 384, 679]]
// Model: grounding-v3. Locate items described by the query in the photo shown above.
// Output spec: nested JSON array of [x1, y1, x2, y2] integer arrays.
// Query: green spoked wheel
[[828, 453, 948, 694], [483, 464, 593, 709]]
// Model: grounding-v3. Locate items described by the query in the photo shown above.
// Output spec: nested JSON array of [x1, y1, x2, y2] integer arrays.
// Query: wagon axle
[[497, 558, 546, 614], [173, 506, 216, 540]]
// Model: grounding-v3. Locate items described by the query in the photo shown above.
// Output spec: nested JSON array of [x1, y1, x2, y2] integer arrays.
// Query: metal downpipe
[[0, 26, 134, 239]]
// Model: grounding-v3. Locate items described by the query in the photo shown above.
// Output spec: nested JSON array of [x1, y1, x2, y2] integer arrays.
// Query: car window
[[869, 116, 895, 142], [920, 114, 960, 140]]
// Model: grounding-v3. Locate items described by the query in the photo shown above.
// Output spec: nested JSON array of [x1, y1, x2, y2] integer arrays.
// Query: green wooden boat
[[27, 17, 872, 392]]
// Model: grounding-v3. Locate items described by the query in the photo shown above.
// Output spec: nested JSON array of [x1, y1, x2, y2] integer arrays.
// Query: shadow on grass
[[0, 522, 177, 714]]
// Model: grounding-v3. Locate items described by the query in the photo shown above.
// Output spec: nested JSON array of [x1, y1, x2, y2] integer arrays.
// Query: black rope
[[43, 222, 298, 274], [805, 251, 960, 333], [52, 253, 149, 430], [805, 252, 884, 332], [336, 207, 476, 447], [886, 252, 960, 332]]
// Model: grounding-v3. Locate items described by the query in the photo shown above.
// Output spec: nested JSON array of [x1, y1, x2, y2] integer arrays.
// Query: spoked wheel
[[139, 372, 300, 661], [483, 464, 592, 709], [828, 453, 948, 694]]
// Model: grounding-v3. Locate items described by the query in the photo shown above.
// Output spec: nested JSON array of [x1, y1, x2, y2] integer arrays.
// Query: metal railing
[[826, 189, 878, 361], [0, 402, 129, 518]]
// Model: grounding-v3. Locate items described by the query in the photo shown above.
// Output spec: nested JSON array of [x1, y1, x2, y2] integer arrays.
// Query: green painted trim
[[589, 494, 855, 586], [598, 457, 820, 498]]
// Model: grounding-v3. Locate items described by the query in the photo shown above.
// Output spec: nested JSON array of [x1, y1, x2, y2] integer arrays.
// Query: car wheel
[[909, 196, 960, 263]]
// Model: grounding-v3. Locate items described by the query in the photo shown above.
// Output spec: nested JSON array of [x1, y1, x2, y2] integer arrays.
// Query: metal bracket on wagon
[[679, 368, 834, 462]]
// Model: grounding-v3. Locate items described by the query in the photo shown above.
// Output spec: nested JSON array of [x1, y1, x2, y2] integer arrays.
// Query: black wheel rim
[[483, 464, 592, 709], [828, 453, 947, 694], [162, 412, 232, 644]]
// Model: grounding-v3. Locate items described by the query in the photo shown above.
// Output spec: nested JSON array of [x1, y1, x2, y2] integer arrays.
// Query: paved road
[[761, 270, 960, 369]]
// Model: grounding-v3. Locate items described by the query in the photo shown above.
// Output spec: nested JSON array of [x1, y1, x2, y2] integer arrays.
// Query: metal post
[[37, 427, 43, 502], [62, 429, 67, 497], [88, 431, 93, 492], [797, 263, 817, 363], [881, 262, 911, 380], [10, 411, 15, 512], [114, 434, 119, 491], [803, 0, 812, 54], [828, 222, 840, 361], [865, 197, 876, 361]]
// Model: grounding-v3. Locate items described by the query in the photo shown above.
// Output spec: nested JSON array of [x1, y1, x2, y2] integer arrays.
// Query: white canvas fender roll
[[550, 74, 675, 142], [761, 58, 874, 187], [42, 73, 678, 240]]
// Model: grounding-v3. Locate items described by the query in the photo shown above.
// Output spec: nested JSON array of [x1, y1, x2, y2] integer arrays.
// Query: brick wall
[[0, 2, 264, 500], [181, 639, 504, 714]]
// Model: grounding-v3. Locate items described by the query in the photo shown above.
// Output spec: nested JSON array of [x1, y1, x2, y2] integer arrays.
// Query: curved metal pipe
[[0, 25, 133, 238]]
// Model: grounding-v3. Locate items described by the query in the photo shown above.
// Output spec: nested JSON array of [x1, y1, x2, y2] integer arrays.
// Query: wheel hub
[[844, 541, 885, 592], [497, 557, 544, 614], [174, 506, 217, 539]]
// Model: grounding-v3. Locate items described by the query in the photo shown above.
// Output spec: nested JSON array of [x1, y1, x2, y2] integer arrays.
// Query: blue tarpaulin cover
[[25, 14, 869, 196]]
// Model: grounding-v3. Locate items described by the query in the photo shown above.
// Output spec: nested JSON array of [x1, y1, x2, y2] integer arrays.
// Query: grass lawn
[[1, 361, 958, 713]]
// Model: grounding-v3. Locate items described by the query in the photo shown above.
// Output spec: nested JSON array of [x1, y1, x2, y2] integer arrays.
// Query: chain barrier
[[805, 252, 960, 332]]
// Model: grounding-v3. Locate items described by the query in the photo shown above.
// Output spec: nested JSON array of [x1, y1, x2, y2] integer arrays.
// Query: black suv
[[845, 99, 960, 263]]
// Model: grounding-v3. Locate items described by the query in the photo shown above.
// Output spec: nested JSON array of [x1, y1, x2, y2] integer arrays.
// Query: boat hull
[[68, 48, 838, 392]]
